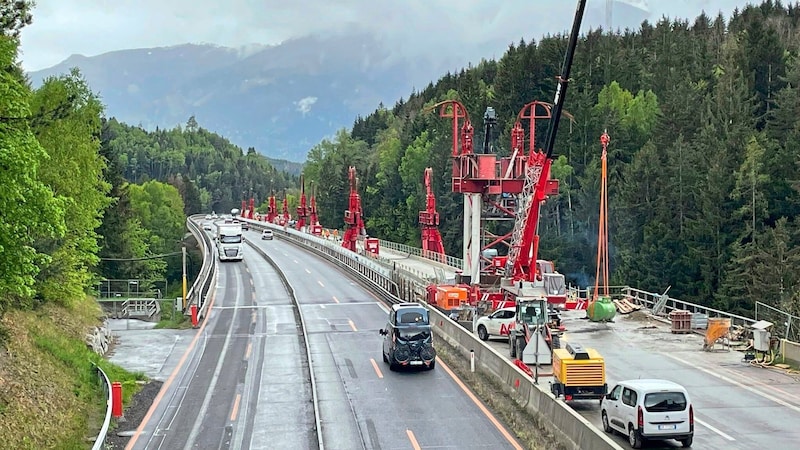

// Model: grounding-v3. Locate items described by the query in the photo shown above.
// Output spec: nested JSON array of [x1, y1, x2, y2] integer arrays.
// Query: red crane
[[267, 192, 277, 223], [248, 198, 255, 219], [342, 166, 365, 252], [296, 175, 309, 231], [503, 0, 585, 304], [240, 200, 246, 218], [419, 167, 445, 260]]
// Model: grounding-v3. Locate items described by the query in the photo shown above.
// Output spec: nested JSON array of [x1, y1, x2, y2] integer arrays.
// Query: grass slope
[[0, 298, 146, 449]]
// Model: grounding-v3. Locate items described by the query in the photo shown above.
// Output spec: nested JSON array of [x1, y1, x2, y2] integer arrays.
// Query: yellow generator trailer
[[550, 342, 607, 401]]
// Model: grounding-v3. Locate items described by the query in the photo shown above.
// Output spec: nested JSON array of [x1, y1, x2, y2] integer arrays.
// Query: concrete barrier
[[782, 338, 800, 366], [430, 306, 623, 450]]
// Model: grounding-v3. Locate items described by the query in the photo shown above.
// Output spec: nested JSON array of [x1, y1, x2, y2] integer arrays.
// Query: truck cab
[[216, 224, 244, 261]]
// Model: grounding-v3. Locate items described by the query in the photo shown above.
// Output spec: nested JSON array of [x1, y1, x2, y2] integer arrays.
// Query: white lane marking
[[695, 417, 735, 441], [305, 268, 311, 274], [665, 353, 800, 414], [320, 304, 326, 309], [317, 280, 325, 287], [293, 259, 299, 264]]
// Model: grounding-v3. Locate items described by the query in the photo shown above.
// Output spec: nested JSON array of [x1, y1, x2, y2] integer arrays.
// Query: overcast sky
[[20, 0, 756, 72]]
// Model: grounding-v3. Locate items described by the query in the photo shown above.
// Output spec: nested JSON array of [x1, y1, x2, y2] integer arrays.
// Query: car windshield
[[220, 235, 242, 244], [397, 309, 429, 325], [644, 392, 687, 412]]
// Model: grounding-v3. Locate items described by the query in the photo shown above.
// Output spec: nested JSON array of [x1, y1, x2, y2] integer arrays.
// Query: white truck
[[216, 223, 244, 261]]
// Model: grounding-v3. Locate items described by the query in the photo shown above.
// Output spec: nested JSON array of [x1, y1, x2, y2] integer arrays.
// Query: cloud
[[295, 96, 318, 116], [20, 1, 752, 72]]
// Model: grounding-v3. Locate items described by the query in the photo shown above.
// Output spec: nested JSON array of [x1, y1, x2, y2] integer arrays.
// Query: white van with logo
[[601, 379, 693, 448]]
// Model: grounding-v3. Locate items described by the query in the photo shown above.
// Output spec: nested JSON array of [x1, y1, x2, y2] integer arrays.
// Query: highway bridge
[[120, 216, 525, 450], [113, 216, 800, 450]]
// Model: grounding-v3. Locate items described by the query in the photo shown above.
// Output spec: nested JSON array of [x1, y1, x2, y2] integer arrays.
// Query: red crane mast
[[309, 183, 323, 236], [296, 175, 309, 230], [342, 166, 365, 252], [419, 167, 445, 260]]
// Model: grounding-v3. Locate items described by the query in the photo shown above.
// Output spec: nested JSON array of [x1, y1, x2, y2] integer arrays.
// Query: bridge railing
[[186, 214, 217, 318]]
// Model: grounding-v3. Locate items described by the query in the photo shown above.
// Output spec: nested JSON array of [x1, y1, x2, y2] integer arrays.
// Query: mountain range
[[26, 3, 651, 163]]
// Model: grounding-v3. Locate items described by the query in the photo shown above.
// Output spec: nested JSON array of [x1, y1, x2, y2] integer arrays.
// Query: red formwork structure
[[248, 198, 255, 219], [279, 191, 290, 226], [309, 183, 323, 236], [419, 167, 445, 262], [296, 175, 309, 231], [342, 166, 366, 252], [267, 193, 277, 223]]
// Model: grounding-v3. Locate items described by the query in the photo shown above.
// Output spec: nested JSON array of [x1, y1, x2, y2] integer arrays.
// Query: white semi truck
[[216, 223, 244, 261]]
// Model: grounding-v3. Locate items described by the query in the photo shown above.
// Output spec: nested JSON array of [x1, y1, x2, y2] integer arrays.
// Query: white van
[[601, 379, 693, 448]]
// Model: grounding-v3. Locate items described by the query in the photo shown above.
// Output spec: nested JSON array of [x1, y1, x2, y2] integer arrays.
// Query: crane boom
[[506, 0, 586, 282]]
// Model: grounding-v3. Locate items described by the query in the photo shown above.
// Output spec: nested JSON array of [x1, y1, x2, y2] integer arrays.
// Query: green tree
[[29, 69, 111, 304], [0, 37, 65, 304]]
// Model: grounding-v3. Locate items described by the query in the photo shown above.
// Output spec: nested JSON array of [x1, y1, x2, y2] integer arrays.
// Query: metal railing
[[756, 301, 800, 341], [376, 238, 464, 270], [91, 362, 113, 450], [622, 287, 756, 328]]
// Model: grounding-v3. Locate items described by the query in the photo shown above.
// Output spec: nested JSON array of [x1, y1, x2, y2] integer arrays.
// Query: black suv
[[379, 303, 436, 370]]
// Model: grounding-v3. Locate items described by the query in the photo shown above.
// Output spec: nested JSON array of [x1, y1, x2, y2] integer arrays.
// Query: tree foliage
[[302, 1, 800, 315]]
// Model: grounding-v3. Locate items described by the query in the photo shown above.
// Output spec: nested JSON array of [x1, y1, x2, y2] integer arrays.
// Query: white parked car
[[203, 222, 212, 231], [601, 379, 694, 448], [261, 229, 273, 240], [474, 307, 516, 341]]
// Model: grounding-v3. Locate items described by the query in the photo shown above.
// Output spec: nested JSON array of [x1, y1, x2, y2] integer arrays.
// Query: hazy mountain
[[27, 6, 651, 163], [27, 33, 422, 162]]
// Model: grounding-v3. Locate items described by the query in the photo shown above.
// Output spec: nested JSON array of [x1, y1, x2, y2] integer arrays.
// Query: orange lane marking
[[124, 278, 219, 450], [438, 357, 524, 450], [230, 393, 242, 421], [370, 358, 384, 379], [332, 296, 340, 303], [406, 429, 422, 450], [348, 319, 358, 332], [245, 342, 252, 360]]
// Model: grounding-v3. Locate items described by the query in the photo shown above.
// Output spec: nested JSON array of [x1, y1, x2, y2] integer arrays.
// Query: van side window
[[622, 388, 637, 407], [608, 385, 622, 401]]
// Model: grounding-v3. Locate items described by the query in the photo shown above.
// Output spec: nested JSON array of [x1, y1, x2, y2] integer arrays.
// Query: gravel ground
[[103, 380, 164, 450]]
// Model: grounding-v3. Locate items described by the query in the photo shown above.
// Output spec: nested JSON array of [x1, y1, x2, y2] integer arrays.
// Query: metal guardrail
[[91, 362, 113, 450], [186, 214, 217, 318]]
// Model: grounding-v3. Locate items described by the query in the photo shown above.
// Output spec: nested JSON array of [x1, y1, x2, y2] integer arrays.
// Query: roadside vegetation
[[0, 299, 145, 449], [0, 2, 283, 448]]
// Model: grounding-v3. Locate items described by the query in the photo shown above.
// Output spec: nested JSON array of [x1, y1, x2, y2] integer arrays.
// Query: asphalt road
[[251, 233, 524, 449], [482, 311, 800, 449]]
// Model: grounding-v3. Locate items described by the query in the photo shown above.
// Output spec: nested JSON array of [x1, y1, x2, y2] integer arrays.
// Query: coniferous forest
[[303, 1, 800, 317]]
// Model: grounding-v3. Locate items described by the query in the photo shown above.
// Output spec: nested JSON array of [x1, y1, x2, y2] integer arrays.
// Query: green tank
[[586, 295, 616, 322]]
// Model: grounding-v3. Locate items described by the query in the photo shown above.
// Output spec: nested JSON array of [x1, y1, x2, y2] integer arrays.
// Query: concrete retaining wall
[[782, 339, 800, 366]]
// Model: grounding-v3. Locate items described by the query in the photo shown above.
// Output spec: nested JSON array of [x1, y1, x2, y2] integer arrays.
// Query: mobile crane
[[506, 0, 586, 367]]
